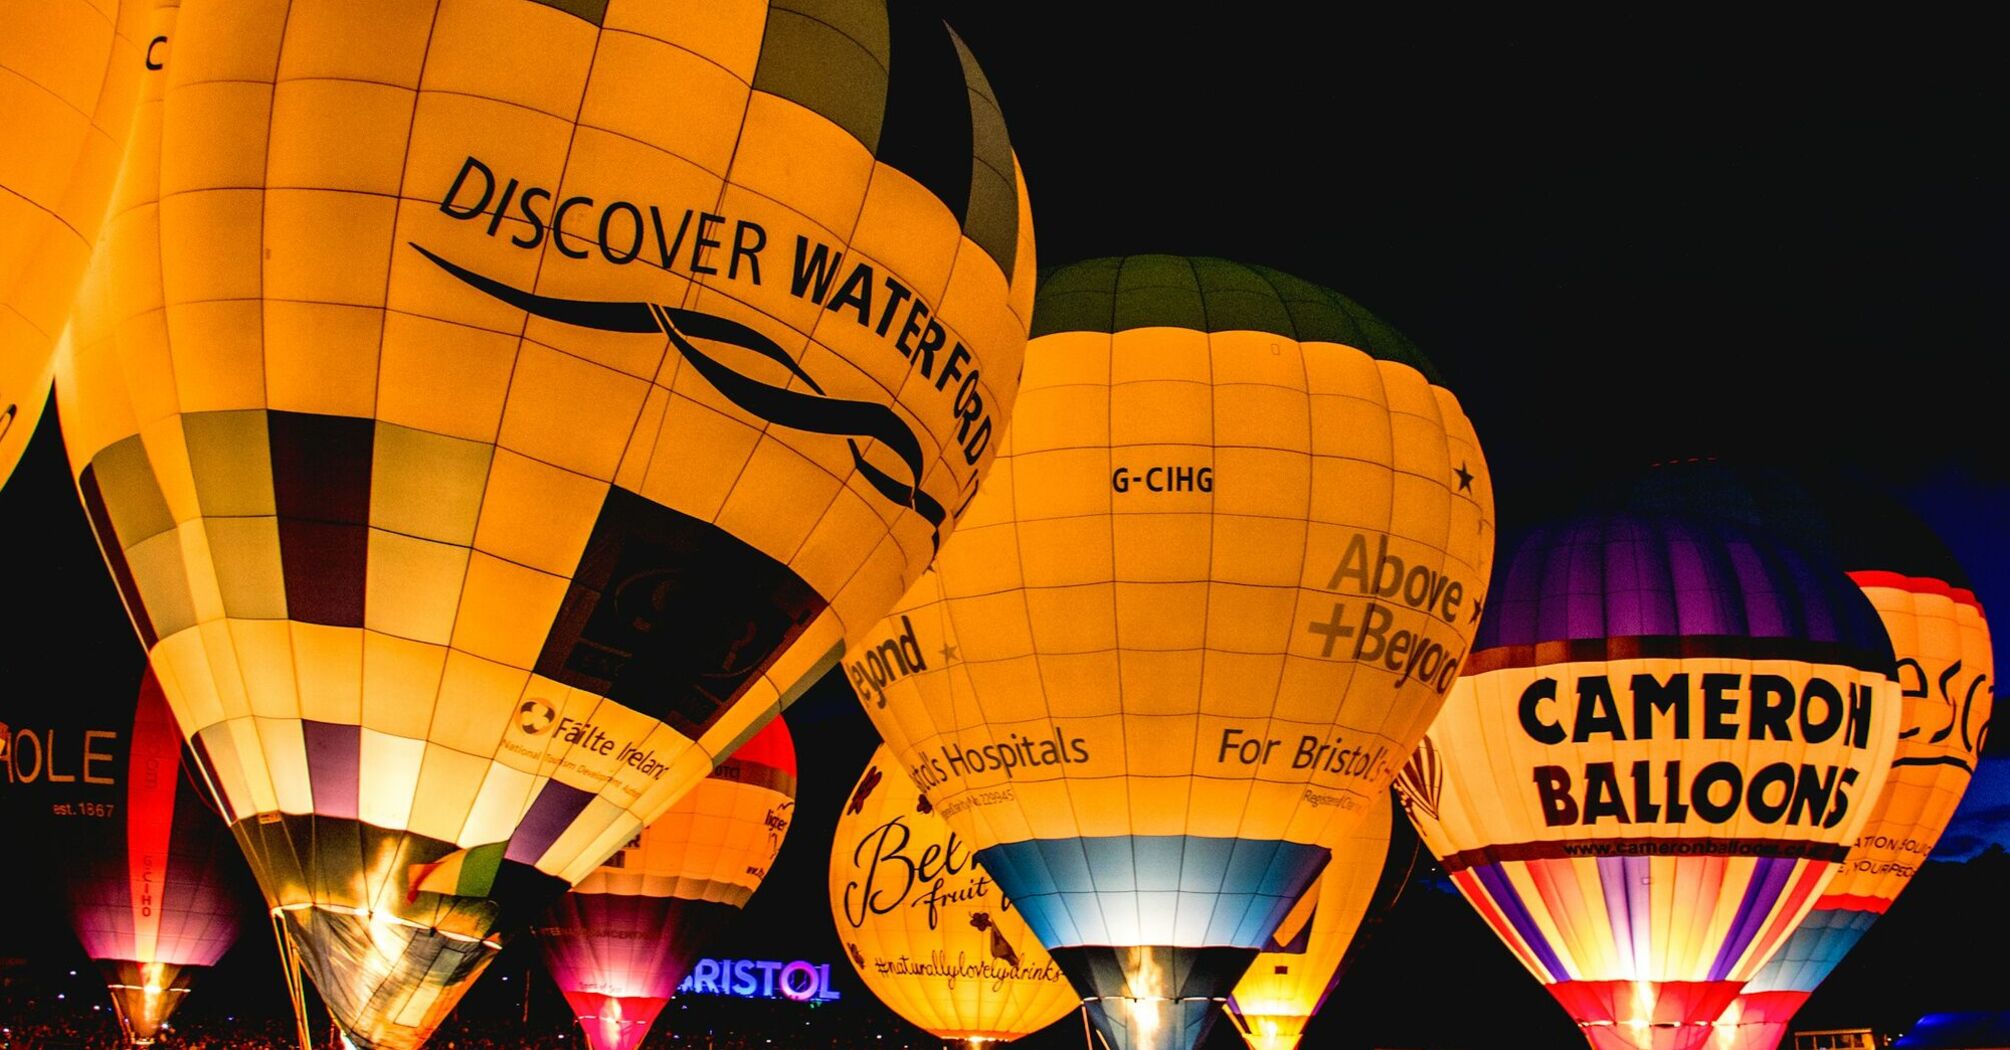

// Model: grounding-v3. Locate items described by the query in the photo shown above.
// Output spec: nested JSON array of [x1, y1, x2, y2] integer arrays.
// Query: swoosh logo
[[413, 243, 946, 550]]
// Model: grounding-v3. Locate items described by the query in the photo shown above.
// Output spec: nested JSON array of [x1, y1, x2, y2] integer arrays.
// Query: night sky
[[2, 6, 2003, 1048]]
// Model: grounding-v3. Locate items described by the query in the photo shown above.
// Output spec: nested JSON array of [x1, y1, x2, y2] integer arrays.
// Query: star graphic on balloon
[[939, 643, 959, 663], [1454, 461, 1475, 492]]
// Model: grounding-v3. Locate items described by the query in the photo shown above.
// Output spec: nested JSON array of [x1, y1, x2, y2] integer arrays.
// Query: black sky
[[941, 9, 2003, 510]]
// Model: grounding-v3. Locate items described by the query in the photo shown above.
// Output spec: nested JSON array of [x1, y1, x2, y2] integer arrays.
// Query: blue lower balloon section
[[1739, 907, 1877, 994], [976, 835, 1329, 950]]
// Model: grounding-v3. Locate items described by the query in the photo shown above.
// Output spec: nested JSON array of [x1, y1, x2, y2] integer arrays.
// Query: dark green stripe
[[950, 29, 1018, 281], [1031, 255, 1442, 384], [525, 0, 608, 26], [755, 2, 890, 151]]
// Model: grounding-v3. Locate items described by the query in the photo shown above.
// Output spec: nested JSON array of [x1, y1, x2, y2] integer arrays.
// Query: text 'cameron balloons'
[[0, 0, 155, 489], [56, 3, 1034, 1047], [536, 716, 795, 1050], [830, 744, 1077, 1044], [1224, 790, 1395, 1050], [1397, 510, 1902, 1050], [1615, 464, 1996, 1050], [849, 256, 1495, 1050], [65, 671, 248, 1045]]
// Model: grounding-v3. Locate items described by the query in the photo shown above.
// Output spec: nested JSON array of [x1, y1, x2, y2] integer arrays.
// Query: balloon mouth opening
[[1084, 994, 1229, 1035]]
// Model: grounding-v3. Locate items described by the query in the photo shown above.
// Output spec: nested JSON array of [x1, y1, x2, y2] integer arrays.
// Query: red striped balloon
[[535, 717, 796, 1050]]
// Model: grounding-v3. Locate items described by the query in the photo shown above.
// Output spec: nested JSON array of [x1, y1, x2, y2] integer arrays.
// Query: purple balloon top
[[1470, 511, 1894, 674]]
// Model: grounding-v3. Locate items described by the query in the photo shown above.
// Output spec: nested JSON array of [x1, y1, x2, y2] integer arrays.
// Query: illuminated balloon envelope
[[850, 255, 1495, 1050], [829, 743, 1078, 1044], [536, 716, 796, 1050], [0, 0, 154, 488], [1397, 509, 1903, 1050], [1613, 465, 1995, 1050], [64, 670, 247, 1045], [55, 3, 1033, 1047], [1223, 790, 1397, 1050]]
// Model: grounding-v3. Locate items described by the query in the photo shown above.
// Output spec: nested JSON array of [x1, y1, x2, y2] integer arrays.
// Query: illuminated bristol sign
[[676, 958, 842, 1002]]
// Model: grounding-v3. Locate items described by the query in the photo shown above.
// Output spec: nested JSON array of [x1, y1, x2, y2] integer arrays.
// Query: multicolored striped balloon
[[536, 716, 795, 1050], [1398, 510, 1902, 1050], [55, 3, 1033, 1046], [64, 670, 247, 1044], [1613, 466, 1995, 1050], [850, 256, 1494, 1050]]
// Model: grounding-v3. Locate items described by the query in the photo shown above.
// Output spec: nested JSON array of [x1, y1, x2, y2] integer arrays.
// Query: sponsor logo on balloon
[[1303, 530, 1474, 694], [969, 912, 1020, 968], [1516, 671, 1878, 748], [1891, 655, 1991, 771], [846, 765, 884, 814], [906, 728, 1092, 791], [517, 700, 556, 735], [1394, 735, 1445, 822], [1213, 728, 1393, 783], [439, 157, 767, 275], [868, 951, 1066, 994], [841, 814, 992, 931], [413, 240, 954, 550], [498, 712, 672, 782], [1, 726, 120, 786], [755, 800, 793, 874], [429, 153, 1006, 528], [847, 616, 926, 709], [1516, 668, 1881, 829]]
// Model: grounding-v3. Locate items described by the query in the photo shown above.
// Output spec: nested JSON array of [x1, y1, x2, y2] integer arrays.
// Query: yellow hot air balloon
[[829, 743, 1078, 1045], [848, 255, 1495, 1050], [1397, 508, 1904, 1050], [0, 0, 156, 488], [1223, 790, 1397, 1050], [55, 3, 1034, 1047]]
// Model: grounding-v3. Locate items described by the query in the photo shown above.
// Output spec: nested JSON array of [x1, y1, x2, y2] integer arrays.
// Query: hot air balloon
[[55, 3, 1034, 1047], [1396, 508, 1904, 1050], [1223, 789, 1402, 1050], [830, 743, 1078, 1045], [0, 0, 156, 489], [846, 255, 1495, 1050], [536, 715, 796, 1050], [1611, 463, 1995, 1050], [62, 670, 249, 1045]]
